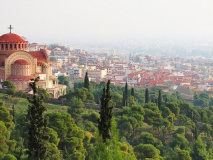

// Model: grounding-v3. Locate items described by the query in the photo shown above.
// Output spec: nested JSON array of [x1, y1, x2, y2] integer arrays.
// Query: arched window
[[14, 44, 17, 49], [22, 44, 24, 48], [19, 44, 20, 48], [10, 44, 12, 49], [5, 44, 8, 50]]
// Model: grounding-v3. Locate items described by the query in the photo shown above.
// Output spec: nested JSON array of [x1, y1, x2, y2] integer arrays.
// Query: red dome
[[0, 33, 27, 43], [13, 59, 30, 65]]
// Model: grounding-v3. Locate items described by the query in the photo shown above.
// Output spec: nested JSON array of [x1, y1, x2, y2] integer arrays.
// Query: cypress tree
[[98, 80, 114, 142], [84, 72, 89, 90], [125, 82, 128, 105], [122, 91, 126, 106], [131, 88, 135, 98], [145, 88, 149, 103], [27, 77, 49, 160], [158, 90, 162, 109]]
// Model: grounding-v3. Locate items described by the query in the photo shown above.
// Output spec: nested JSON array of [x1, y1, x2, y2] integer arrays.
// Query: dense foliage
[[2, 80, 213, 159]]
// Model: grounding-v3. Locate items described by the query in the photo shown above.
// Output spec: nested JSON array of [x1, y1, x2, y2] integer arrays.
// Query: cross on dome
[[8, 25, 13, 33]]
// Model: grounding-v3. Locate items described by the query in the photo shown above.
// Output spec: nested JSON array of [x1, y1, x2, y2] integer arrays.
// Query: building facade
[[0, 32, 66, 98]]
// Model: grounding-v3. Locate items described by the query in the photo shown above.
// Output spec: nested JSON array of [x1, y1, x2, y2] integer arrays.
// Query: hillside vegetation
[[1, 80, 213, 159]]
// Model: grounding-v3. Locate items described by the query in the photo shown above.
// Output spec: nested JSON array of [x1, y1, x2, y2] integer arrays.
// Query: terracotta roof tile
[[7, 75, 35, 81], [0, 33, 27, 43]]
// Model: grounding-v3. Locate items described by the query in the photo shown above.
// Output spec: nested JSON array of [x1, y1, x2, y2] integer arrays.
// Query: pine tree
[[27, 77, 49, 160], [145, 88, 149, 103], [131, 88, 135, 98], [84, 72, 89, 90], [158, 90, 162, 109], [98, 80, 114, 142]]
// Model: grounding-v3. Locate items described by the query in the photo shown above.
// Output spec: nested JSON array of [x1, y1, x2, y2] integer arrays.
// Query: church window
[[5, 44, 8, 50]]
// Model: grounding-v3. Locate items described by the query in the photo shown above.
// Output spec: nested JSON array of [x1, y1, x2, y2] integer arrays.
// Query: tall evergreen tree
[[158, 90, 162, 109], [122, 82, 128, 106], [98, 80, 114, 142], [84, 72, 89, 90], [145, 88, 149, 103], [131, 88, 135, 98], [122, 91, 126, 106], [27, 77, 49, 160], [125, 82, 128, 105]]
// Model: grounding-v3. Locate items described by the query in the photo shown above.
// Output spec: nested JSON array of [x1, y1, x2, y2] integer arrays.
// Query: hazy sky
[[1, 0, 213, 44]]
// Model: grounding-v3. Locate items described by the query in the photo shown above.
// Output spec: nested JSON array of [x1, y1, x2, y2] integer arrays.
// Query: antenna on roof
[[8, 25, 13, 33]]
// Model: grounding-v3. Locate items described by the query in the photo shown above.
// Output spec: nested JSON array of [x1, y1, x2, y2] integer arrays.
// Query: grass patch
[[0, 93, 68, 115]]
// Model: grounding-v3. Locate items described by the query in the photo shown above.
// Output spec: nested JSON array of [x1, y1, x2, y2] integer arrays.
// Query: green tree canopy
[[58, 75, 70, 88], [2, 154, 17, 160], [47, 112, 86, 160], [3, 80, 15, 95], [68, 97, 85, 123], [134, 144, 161, 160], [191, 135, 208, 160]]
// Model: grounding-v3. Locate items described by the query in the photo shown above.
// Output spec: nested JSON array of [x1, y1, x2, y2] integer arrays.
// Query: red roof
[[7, 75, 35, 81], [13, 59, 30, 65], [147, 80, 166, 85], [0, 33, 27, 43], [29, 49, 48, 61]]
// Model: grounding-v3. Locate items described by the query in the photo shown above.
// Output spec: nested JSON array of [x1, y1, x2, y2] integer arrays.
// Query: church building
[[0, 27, 66, 98]]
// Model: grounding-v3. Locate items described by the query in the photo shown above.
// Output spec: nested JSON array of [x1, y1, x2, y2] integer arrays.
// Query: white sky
[[1, 0, 213, 44]]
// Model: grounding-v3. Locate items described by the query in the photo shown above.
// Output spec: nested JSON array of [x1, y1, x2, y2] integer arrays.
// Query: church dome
[[0, 33, 27, 43], [13, 59, 30, 65]]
